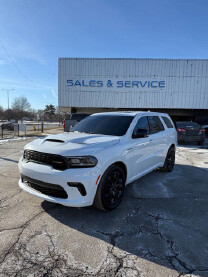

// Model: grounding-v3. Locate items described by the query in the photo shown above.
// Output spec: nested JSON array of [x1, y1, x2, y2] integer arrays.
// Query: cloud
[[0, 76, 57, 92], [51, 88, 57, 99], [0, 39, 47, 65], [42, 93, 47, 100], [0, 59, 7, 65]]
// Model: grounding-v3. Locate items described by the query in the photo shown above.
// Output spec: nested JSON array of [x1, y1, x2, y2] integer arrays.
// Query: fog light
[[67, 182, 86, 196]]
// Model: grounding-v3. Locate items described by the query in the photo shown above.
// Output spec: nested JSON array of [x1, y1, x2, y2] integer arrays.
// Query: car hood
[[25, 132, 120, 156]]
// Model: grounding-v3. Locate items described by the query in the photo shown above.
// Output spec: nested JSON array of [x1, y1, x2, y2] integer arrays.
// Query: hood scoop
[[44, 139, 65, 143]]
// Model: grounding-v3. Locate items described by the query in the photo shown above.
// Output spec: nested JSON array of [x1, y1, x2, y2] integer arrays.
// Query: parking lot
[[0, 138, 208, 277]]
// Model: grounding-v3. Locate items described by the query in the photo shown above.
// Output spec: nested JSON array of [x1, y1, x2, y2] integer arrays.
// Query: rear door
[[147, 116, 167, 165], [161, 116, 177, 146]]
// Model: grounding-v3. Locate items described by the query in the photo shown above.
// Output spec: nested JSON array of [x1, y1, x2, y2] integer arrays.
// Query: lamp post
[[1, 89, 15, 120]]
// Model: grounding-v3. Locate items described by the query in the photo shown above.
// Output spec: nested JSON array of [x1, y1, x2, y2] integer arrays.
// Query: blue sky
[[0, 0, 208, 110]]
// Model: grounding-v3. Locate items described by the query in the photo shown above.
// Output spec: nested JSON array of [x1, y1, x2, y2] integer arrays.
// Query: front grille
[[23, 150, 68, 170], [22, 174, 68, 199]]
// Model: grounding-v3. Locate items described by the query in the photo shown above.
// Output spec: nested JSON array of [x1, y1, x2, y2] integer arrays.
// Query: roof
[[91, 111, 169, 117]]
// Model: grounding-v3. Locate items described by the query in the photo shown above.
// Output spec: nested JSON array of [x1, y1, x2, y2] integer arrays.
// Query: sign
[[66, 79, 165, 89]]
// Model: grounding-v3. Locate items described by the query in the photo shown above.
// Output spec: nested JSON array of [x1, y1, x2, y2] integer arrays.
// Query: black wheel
[[159, 147, 175, 172], [93, 165, 126, 211]]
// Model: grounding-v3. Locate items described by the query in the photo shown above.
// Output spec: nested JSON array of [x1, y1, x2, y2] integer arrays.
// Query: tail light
[[63, 120, 65, 129], [177, 128, 186, 132], [199, 128, 205, 134]]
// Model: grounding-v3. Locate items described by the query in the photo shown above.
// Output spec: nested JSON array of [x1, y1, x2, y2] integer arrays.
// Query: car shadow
[[42, 164, 208, 275], [0, 157, 19, 163]]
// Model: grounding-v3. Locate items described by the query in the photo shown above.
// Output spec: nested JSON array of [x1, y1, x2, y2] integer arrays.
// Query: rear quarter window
[[176, 122, 200, 128], [148, 116, 165, 134], [162, 116, 174, 128]]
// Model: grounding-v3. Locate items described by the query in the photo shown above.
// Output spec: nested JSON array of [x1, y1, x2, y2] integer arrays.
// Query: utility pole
[[1, 89, 15, 120]]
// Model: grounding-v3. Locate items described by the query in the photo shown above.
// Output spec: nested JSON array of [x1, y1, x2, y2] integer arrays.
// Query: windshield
[[71, 114, 134, 136]]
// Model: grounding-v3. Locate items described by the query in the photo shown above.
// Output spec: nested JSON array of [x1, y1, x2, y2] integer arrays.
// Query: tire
[[159, 147, 175, 173], [93, 165, 126, 211]]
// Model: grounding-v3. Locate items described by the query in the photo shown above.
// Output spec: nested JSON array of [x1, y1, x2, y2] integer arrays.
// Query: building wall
[[58, 58, 208, 110]]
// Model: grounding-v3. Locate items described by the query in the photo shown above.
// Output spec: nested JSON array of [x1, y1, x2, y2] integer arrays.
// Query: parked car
[[176, 121, 205, 145], [202, 125, 208, 138], [63, 113, 89, 131], [18, 111, 177, 211], [0, 121, 14, 131]]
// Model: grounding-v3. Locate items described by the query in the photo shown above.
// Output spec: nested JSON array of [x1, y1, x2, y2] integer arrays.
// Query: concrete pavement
[[0, 139, 208, 276]]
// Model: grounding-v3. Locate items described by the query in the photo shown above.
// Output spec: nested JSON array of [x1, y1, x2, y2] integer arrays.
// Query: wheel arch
[[105, 161, 127, 182], [94, 160, 128, 211], [170, 143, 176, 151]]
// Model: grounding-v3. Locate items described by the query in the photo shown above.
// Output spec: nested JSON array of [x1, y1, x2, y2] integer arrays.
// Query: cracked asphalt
[[0, 138, 208, 277]]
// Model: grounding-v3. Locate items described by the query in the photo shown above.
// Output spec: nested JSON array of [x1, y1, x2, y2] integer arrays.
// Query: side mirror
[[132, 128, 149, 139]]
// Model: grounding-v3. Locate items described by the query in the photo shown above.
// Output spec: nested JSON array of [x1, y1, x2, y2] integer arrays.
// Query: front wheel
[[93, 165, 126, 211], [159, 147, 175, 172]]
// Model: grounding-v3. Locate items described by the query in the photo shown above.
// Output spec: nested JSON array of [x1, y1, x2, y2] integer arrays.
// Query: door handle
[[122, 148, 133, 156]]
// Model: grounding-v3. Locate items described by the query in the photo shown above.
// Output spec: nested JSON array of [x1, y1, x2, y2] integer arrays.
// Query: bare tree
[[12, 96, 31, 121], [0, 105, 4, 120]]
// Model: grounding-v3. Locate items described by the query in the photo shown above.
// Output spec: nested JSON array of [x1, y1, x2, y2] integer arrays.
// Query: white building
[[58, 58, 208, 123]]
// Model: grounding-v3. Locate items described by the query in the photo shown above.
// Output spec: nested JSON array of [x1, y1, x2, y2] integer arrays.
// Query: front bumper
[[18, 157, 101, 207]]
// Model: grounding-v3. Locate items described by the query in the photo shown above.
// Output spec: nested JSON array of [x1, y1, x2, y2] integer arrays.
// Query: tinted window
[[176, 122, 200, 128], [132, 117, 149, 137], [148, 116, 165, 134], [70, 114, 89, 121], [71, 115, 134, 136], [162, 116, 174, 128]]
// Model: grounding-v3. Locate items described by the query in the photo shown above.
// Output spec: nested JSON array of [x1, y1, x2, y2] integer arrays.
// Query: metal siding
[[58, 58, 208, 109]]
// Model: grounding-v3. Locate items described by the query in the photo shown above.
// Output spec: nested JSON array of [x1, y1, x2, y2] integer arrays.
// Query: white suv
[[18, 111, 177, 211]]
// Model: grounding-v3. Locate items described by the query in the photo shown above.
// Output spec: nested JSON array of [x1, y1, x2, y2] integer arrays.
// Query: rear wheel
[[159, 147, 175, 172], [93, 165, 126, 211]]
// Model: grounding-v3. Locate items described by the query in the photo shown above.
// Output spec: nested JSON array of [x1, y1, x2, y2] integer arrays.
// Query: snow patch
[[0, 137, 27, 145]]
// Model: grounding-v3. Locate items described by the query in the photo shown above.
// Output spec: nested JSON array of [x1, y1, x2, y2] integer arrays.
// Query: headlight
[[67, 156, 98, 168]]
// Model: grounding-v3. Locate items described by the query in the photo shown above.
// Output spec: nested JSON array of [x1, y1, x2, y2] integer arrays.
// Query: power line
[[44, 68, 57, 82], [0, 39, 56, 84]]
